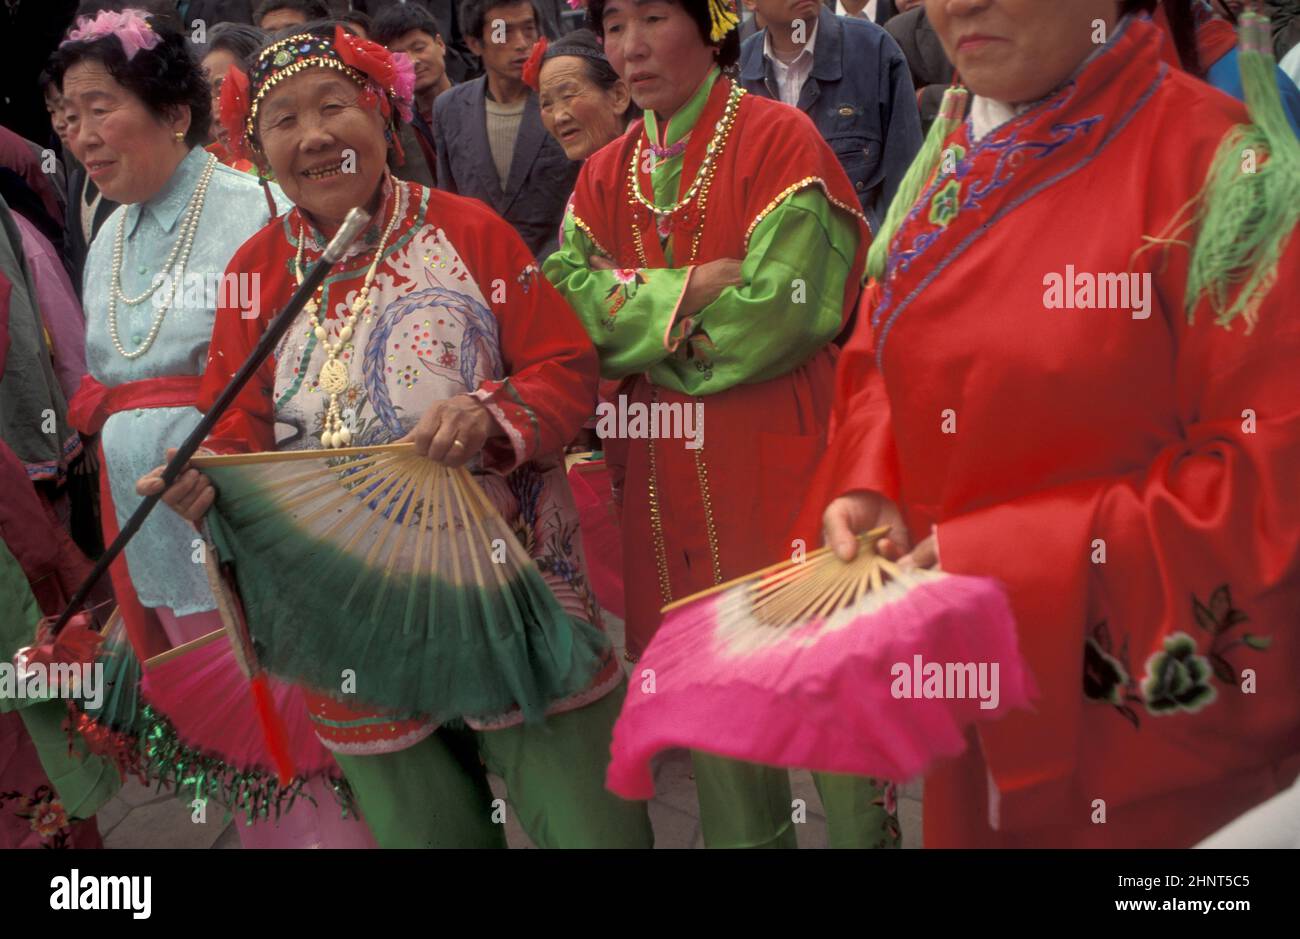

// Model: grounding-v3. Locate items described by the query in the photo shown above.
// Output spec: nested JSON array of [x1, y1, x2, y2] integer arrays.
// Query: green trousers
[[692, 752, 900, 849], [334, 681, 653, 848]]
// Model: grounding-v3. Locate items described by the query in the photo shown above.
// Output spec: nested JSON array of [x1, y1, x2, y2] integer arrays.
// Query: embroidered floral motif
[[1140, 632, 1217, 715], [1084, 584, 1270, 726], [868, 778, 902, 847], [675, 324, 715, 381], [602, 270, 645, 331], [1083, 619, 1143, 727], [1191, 583, 1272, 675], [928, 178, 961, 227], [0, 786, 74, 848], [516, 263, 540, 293]]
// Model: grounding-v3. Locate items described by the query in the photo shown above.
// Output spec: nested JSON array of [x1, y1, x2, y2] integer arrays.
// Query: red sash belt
[[64, 373, 203, 661], [67, 374, 203, 436]]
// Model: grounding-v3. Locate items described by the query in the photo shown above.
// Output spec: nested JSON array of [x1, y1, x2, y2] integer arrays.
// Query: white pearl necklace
[[108, 153, 218, 360], [294, 178, 403, 449]]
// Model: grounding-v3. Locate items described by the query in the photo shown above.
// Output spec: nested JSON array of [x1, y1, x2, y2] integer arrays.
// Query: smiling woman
[[45, 9, 376, 850], [531, 29, 636, 162], [136, 23, 656, 848]]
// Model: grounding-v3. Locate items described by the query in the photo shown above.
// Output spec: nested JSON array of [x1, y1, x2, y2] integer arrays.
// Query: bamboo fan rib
[[605, 531, 1035, 799], [193, 444, 608, 724]]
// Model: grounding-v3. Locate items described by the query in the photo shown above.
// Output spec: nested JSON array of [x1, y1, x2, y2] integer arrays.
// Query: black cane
[[44, 206, 373, 638]]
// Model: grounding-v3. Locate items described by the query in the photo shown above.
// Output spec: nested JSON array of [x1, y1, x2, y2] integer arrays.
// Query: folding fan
[[604, 529, 1037, 799], [140, 630, 340, 780], [192, 443, 611, 727]]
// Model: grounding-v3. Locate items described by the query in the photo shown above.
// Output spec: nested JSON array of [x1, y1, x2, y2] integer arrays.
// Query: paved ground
[[97, 612, 923, 849]]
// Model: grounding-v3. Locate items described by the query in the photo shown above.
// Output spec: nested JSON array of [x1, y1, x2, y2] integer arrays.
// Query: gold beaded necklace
[[292, 177, 403, 449], [626, 81, 744, 264]]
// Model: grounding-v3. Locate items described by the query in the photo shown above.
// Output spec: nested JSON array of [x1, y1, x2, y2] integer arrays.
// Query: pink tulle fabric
[[63, 9, 161, 60], [606, 573, 1037, 799]]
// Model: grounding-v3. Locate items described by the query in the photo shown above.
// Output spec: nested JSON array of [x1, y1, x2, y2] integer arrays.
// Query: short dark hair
[[194, 22, 269, 68], [50, 9, 212, 149], [254, 0, 330, 27], [38, 68, 60, 98], [371, 4, 442, 47], [341, 9, 372, 35], [587, 0, 740, 69], [458, 0, 541, 43]]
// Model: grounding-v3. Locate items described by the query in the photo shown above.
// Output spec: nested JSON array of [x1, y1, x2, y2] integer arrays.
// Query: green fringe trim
[[866, 85, 969, 282], [135, 704, 358, 826], [73, 642, 359, 828], [77, 702, 358, 826], [1144, 11, 1300, 331]]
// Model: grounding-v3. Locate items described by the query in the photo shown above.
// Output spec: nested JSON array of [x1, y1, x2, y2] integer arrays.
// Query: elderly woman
[[140, 24, 654, 848], [194, 22, 269, 172], [810, 0, 1300, 847], [53, 9, 371, 849], [529, 29, 635, 161], [541, 0, 901, 849]]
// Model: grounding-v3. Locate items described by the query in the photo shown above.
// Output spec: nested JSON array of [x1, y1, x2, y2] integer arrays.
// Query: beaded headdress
[[219, 25, 415, 160]]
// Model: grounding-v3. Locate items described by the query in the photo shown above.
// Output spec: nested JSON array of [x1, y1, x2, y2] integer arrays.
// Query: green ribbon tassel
[[1160, 11, 1300, 330]]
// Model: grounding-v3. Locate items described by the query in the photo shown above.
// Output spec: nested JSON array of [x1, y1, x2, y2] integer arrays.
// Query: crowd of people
[[1, 0, 1299, 851]]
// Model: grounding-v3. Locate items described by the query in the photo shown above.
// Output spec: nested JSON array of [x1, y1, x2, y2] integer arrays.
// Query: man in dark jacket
[[883, 2, 953, 134], [740, 0, 921, 232], [432, 0, 577, 259]]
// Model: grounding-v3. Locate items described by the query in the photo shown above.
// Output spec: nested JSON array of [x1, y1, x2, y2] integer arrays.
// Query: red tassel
[[25, 612, 105, 669], [249, 671, 296, 786]]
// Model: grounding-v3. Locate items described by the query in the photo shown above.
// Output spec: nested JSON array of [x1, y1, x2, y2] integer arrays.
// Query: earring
[[174, 131, 185, 142]]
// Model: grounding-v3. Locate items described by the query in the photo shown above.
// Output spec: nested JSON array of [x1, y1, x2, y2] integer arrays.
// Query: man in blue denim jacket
[[740, 0, 922, 232]]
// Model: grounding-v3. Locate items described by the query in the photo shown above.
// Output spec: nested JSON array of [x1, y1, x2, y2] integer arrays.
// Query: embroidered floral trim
[[603, 269, 645, 332], [0, 786, 74, 848], [1083, 584, 1271, 727]]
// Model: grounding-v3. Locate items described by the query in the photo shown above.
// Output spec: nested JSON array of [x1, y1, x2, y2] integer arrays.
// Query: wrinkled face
[[925, 0, 1117, 104], [602, 0, 716, 119], [387, 29, 448, 95], [256, 67, 389, 231], [44, 87, 70, 147], [201, 48, 238, 143], [62, 59, 190, 204], [538, 56, 629, 160], [259, 8, 309, 33], [465, 2, 538, 83]]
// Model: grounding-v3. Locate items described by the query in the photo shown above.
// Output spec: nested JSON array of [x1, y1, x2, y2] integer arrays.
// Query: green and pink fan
[[189, 443, 609, 729], [605, 529, 1037, 799]]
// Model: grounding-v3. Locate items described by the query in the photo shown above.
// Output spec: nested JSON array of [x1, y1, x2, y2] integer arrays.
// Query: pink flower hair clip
[[62, 8, 162, 61]]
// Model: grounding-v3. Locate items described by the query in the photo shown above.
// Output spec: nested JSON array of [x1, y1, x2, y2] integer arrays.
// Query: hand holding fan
[[191, 443, 610, 727], [605, 529, 1036, 799]]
